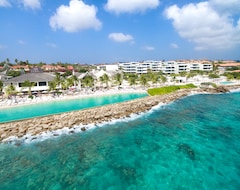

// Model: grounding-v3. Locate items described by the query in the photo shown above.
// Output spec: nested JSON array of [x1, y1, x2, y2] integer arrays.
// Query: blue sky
[[0, 0, 240, 64]]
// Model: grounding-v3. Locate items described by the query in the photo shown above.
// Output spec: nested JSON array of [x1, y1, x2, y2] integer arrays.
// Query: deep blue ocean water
[[0, 93, 147, 123], [0, 92, 240, 189]]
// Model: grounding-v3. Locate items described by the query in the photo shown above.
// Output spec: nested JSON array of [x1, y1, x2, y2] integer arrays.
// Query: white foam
[[229, 88, 240, 93]]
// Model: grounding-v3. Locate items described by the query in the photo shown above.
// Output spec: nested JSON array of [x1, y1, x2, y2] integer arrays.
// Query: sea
[[0, 91, 240, 190]]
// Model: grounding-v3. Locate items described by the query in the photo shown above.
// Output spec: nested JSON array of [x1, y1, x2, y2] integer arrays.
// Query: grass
[[147, 84, 197, 96]]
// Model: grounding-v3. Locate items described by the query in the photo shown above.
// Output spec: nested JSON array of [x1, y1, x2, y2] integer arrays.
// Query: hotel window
[[39, 81, 47, 86]]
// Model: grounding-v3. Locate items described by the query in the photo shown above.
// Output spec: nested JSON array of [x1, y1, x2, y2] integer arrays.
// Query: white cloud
[[46, 43, 57, 48], [49, 0, 102, 32], [21, 0, 41, 9], [165, 1, 240, 50], [108, 33, 134, 43], [18, 40, 26, 45], [143, 46, 155, 51], [0, 0, 11, 7], [104, 0, 160, 14], [170, 43, 178, 49]]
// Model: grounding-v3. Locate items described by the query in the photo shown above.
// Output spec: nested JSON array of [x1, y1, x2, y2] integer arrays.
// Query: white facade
[[119, 61, 213, 74], [97, 64, 119, 71]]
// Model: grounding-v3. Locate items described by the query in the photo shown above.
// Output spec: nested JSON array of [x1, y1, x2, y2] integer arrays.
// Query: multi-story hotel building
[[119, 60, 213, 74]]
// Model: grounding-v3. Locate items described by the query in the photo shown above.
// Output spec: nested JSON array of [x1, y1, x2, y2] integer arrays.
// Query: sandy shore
[[0, 85, 240, 144]]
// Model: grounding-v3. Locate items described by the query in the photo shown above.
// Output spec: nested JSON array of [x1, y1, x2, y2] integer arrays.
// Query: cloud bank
[[49, 0, 102, 32], [165, 1, 240, 50], [108, 33, 134, 43], [105, 0, 160, 14]]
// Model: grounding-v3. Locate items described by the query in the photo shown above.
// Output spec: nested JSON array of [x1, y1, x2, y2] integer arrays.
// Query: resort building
[[97, 64, 119, 72], [3, 71, 55, 93], [216, 62, 240, 74], [118, 60, 213, 74]]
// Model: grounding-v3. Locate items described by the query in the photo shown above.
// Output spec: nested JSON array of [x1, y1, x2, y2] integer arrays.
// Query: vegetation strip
[[147, 84, 197, 96]]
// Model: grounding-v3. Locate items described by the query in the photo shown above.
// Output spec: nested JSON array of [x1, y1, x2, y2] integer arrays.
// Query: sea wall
[[0, 85, 239, 142]]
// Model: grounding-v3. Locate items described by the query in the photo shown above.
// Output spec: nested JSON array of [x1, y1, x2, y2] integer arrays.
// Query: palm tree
[[22, 80, 36, 97], [139, 74, 149, 88], [5, 84, 17, 98], [81, 75, 94, 89], [71, 75, 79, 89], [160, 75, 167, 85], [149, 72, 160, 87], [0, 80, 3, 99], [48, 81, 57, 92], [53, 72, 63, 90], [128, 74, 138, 88], [6, 58, 10, 64], [0, 80, 3, 93], [102, 73, 110, 88], [114, 72, 123, 88], [66, 77, 74, 89]]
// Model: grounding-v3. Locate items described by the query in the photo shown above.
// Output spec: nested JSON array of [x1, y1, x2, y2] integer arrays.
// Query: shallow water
[[0, 93, 147, 123], [0, 92, 240, 189]]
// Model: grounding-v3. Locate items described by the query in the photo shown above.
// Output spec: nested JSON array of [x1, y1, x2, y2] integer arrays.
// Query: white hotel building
[[118, 60, 213, 74]]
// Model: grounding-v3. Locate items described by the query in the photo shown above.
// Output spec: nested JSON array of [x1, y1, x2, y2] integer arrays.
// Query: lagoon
[[0, 93, 147, 123]]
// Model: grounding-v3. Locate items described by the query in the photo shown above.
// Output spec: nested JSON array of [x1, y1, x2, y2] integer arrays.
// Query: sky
[[0, 0, 240, 64]]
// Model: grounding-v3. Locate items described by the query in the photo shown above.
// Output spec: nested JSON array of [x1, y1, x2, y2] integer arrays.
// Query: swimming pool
[[0, 93, 148, 123], [220, 81, 235, 85]]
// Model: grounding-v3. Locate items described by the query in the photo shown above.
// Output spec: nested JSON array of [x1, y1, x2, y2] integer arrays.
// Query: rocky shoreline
[[0, 85, 239, 143]]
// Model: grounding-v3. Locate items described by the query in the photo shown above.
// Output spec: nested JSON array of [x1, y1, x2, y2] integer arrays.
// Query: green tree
[[102, 73, 110, 88], [53, 72, 63, 89], [81, 75, 94, 88], [208, 73, 219, 79], [48, 81, 57, 92], [0, 80, 3, 94], [128, 74, 138, 87], [66, 77, 74, 89], [22, 80, 36, 97], [7, 70, 21, 77], [139, 74, 149, 88], [70, 75, 79, 88], [5, 84, 17, 98], [160, 75, 167, 85], [114, 72, 123, 87], [149, 72, 160, 87]]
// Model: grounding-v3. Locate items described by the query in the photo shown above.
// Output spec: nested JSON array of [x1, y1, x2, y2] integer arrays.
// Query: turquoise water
[[0, 92, 240, 189], [220, 81, 235, 85], [0, 93, 147, 123]]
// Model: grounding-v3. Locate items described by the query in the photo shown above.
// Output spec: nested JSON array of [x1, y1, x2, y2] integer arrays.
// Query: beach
[[0, 85, 240, 143]]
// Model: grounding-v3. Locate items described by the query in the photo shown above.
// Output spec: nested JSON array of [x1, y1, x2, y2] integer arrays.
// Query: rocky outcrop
[[0, 86, 239, 142]]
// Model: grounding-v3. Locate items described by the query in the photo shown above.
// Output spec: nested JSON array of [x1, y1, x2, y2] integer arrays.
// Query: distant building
[[97, 64, 119, 72], [118, 60, 213, 74]]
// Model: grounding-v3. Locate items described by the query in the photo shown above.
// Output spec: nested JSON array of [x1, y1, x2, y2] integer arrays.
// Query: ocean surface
[[0, 93, 147, 123], [0, 92, 240, 189]]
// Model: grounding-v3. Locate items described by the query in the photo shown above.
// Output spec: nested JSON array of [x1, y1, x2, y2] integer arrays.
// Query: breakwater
[[0, 86, 239, 143]]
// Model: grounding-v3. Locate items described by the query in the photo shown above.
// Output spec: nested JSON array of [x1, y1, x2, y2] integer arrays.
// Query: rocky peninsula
[[0, 85, 239, 143]]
